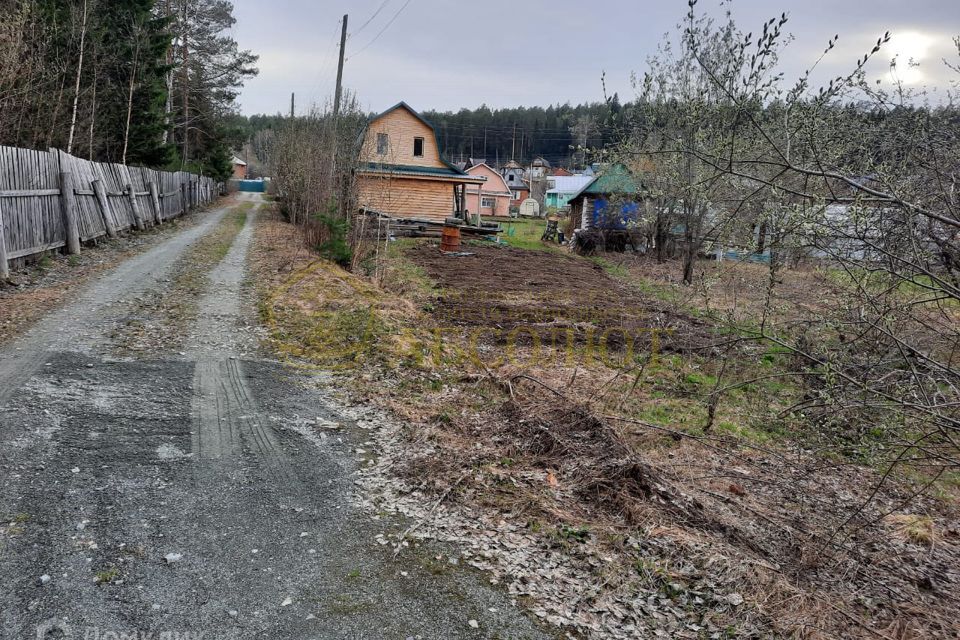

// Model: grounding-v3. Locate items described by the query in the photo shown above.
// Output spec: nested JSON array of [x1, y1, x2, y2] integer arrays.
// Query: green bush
[[313, 206, 352, 267]]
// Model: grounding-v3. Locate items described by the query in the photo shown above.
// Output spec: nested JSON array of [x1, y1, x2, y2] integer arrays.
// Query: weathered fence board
[[0, 146, 220, 276]]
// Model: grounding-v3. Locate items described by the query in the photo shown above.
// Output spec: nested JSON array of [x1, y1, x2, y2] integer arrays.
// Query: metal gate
[[238, 179, 266, 193]]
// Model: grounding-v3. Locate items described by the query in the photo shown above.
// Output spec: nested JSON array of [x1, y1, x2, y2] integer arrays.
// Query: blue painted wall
[[591, 198, 639, 230]]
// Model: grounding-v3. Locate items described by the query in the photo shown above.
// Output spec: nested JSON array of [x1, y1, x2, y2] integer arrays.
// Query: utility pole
[[333, 14, 348, 117], [290, 92, 295, 118]]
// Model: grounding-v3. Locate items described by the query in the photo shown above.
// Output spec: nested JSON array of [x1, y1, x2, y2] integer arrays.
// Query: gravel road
[[0, 194, 549, 640]]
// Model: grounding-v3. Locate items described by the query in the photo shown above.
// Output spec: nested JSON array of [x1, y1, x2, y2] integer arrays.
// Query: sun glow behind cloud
[[885, 31, 936, 85]]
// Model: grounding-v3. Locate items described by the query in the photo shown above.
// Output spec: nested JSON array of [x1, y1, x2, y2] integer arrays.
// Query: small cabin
[[356, 102, 485, 222], [231, 156, 248, 180], [568, 164, 643, 230]]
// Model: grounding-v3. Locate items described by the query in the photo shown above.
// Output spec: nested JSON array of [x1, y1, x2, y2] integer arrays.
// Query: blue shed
[[567, 164, 644, 230]]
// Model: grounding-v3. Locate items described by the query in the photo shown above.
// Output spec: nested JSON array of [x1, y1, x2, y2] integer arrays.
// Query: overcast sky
[[230, 0, 959, 116]]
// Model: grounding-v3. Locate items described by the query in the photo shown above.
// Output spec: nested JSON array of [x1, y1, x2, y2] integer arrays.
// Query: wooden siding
[[360, 106, 446, 169], [357, 174, 456, 222]]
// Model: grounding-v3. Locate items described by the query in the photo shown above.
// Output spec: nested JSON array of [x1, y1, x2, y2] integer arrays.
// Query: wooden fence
[[0, 146, 220, 278]]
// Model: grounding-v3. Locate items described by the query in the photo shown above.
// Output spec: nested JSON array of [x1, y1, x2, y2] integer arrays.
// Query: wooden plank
[[59, 171, 81, 255], [0, 201, 9, 279], [92, 179, 117, 238], [8, 239, 67, 260], [127, 183, 145, 230], [0, 189, 61, 197], [148, 181, 162, 224]]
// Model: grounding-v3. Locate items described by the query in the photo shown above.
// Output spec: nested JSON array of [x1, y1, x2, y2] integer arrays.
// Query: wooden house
[[356, 102, 485, 222], [464, 163, 512, 218]]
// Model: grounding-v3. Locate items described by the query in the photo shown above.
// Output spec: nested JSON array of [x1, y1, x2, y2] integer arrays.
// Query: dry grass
[[250, 206, 423, 370], [252, 232, 960, 638], [885, 514, 936, 547], [108, 201, 251, 355]]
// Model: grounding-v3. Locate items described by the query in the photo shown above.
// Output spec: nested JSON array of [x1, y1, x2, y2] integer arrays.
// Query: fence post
[[181, 182, 189, 214], [60, 171, 81, 255], [0, 204, 9, 280], [91, 179, 117, 238], [127, 184, 146, 230], [148, 182, 162, 224]]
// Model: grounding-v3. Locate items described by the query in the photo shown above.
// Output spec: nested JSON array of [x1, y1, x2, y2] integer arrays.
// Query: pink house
[[464, 163, 512, 219]]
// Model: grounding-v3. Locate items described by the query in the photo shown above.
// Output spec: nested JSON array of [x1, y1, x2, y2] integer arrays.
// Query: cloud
[[231, 0, 960, 115]]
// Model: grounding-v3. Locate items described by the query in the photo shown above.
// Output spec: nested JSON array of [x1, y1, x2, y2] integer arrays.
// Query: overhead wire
[[304, 17, 346, 109], [347, 0, 412, 61], [351, 0, 391, 38]]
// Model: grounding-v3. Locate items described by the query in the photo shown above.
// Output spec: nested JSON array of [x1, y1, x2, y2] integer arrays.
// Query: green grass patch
[[500, 218, 563, 251], [94, 567, 120, 584]]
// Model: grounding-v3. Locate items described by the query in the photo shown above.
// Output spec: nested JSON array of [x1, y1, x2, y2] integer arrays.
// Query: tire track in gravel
[[1, 193, 553, 640], [187, 201, 302, 487]]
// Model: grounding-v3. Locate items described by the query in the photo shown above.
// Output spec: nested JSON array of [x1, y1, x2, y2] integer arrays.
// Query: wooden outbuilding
[[568, 163, 643, 230], [230, 156, 247, 180]]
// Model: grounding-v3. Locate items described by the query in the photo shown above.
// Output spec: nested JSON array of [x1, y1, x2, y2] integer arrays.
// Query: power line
[[305, 18, 346, 109], [351, 0, 390, 37], [348, 0, 412, 61]]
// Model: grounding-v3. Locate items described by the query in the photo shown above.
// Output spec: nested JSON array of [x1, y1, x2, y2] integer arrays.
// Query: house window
[[377, 132, 388, 155], [512, 190, 521, 200], [413, 137, 424, 157], [481, 197, 495, 208]]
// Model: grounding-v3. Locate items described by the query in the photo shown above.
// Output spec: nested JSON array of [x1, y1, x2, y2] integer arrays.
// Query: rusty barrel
[[440, 217, 462, 252]]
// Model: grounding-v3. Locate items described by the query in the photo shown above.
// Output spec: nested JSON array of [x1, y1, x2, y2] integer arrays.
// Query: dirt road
[[0, 194, 548, 640]]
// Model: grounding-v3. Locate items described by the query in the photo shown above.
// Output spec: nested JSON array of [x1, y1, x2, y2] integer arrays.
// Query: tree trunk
[[181, 1, 190, 165], [88, 52, 97, 159], [47, 72, 67, 149], [655, 211, 668, 262], [122, 34, 141, 165], [682, 245, 694, 284], [162, 0, 173, 145], [756, 219, 768, 255], [682, 203, 696, 285], [66, 0, 88, 155]]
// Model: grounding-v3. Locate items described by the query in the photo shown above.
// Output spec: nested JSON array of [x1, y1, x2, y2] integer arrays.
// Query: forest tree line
[[229, 99, 631, 170], [0, 0, 257, 180]]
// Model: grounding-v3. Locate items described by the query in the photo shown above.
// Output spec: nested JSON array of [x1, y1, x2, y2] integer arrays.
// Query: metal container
[[440, 218, 462, 252]]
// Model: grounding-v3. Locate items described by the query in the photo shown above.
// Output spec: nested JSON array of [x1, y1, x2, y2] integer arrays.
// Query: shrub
[[313, 203, 352, 267]]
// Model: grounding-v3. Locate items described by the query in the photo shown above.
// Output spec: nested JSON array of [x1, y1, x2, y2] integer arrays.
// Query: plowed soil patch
[[405, 243, 713, 353]]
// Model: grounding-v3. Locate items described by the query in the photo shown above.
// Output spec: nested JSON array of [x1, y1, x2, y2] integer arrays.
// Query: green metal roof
[[358, 162, 474, 178], [570, 163, 642, 200]]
